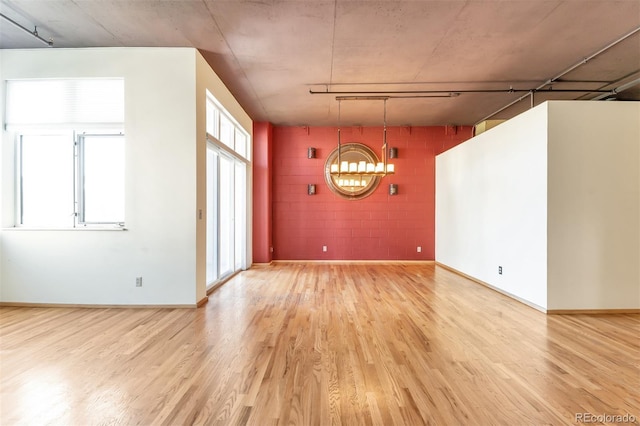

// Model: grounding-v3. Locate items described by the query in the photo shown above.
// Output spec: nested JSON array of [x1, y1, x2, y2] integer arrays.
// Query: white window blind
[[6, 79, 124, 128]]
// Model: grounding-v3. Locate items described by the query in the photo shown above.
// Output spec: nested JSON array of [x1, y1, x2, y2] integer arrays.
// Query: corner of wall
[[252, 122, 273, 264], [436, 104, 549, 309]]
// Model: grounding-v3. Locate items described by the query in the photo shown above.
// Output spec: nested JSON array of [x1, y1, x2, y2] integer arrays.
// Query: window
[[6, 79, 124, 128], [234, 128, 247, 159], [19, 134, 74, 227], [205, 90, 250, 287], [205, 90, 250, 160], [219, 114, 234, 149], [7, 78, 125, 228], [77, 134, 125, 225], [17, 132, 125, 227]]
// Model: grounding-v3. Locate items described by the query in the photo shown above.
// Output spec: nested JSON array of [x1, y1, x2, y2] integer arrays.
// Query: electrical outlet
[[498, 266, 502, 275], [417, 246, 422, 253], [136, 277, 143, 287], [270, 246, 274, 253], [322, 245, 327, 252]]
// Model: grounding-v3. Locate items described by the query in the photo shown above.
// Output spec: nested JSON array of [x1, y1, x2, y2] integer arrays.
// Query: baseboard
[[547, 309, 640, 315], [271, 260, 436, 265], [206, 270, 241, 295], [251, 262, 273, 267], [435, 262, 547, 313], [206, 280, 225, 295], [0, 301, 199, 309], [196, 296, 208, 308]]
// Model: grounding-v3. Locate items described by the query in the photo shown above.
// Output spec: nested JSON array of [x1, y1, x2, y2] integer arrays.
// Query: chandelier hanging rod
[[330, 97, 394, 179]]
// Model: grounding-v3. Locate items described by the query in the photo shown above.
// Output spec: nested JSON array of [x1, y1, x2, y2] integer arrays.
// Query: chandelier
[[329, 97, 395, 188]]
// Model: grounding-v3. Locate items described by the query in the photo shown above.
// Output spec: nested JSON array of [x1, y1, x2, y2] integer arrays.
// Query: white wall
[[436, 100, 640, 312], [0, 48, 198, 305], [547, 101, 640, 310], [436, 104, 549, 310], [194, 51, 253, 302]]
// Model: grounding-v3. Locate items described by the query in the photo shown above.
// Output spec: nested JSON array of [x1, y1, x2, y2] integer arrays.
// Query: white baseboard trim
[[0, 301, 199, 309], [435, 262, 547, 313]]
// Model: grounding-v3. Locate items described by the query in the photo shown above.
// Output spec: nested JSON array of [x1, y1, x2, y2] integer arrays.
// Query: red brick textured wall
[[252, 122, 273, 264], [270, 125, 471, 260]]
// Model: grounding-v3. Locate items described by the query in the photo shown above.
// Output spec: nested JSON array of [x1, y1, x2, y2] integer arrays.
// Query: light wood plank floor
[[1, 263, 639, 425]]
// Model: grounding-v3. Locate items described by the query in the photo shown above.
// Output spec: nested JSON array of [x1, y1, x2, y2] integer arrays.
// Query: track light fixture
[[0, 13, 53, 46]]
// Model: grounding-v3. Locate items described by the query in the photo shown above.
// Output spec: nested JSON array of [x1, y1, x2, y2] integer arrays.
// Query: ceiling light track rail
[[312, 88, 615, 96], [0, 13, 53, 46], [474, 25, 640, 126], [310, 26, 639, 127], [335, 94, 459, 99], [591, 77, 640, 101], [544, 26, 640, 87]]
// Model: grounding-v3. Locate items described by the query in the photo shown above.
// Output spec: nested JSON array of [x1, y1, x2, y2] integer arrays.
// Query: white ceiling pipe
[[474, 25, 640, 127]]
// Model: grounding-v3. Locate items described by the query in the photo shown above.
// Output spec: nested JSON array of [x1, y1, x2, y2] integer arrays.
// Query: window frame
[[16, 131, 75, 228], [205, 90, 251, 161], [75, 132, 126, 227], [15, 129, 126, 229]]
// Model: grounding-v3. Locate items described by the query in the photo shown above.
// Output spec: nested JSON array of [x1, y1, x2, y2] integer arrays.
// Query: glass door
[[206, 144, 247, 287], [206, 148, 219, 283], [218, 153, 234, 279], [234, 161, 246, 271]]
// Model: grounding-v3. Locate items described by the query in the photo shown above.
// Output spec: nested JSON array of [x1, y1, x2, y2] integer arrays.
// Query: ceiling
[[1, 0, 639, 127]]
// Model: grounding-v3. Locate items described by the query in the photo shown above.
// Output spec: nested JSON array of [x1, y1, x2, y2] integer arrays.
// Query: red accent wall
[[270, 125, 472, 260], [252, 122, 273, 263]]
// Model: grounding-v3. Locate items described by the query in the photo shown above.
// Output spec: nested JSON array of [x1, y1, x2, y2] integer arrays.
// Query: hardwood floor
[[1, 263, 638, 425]]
